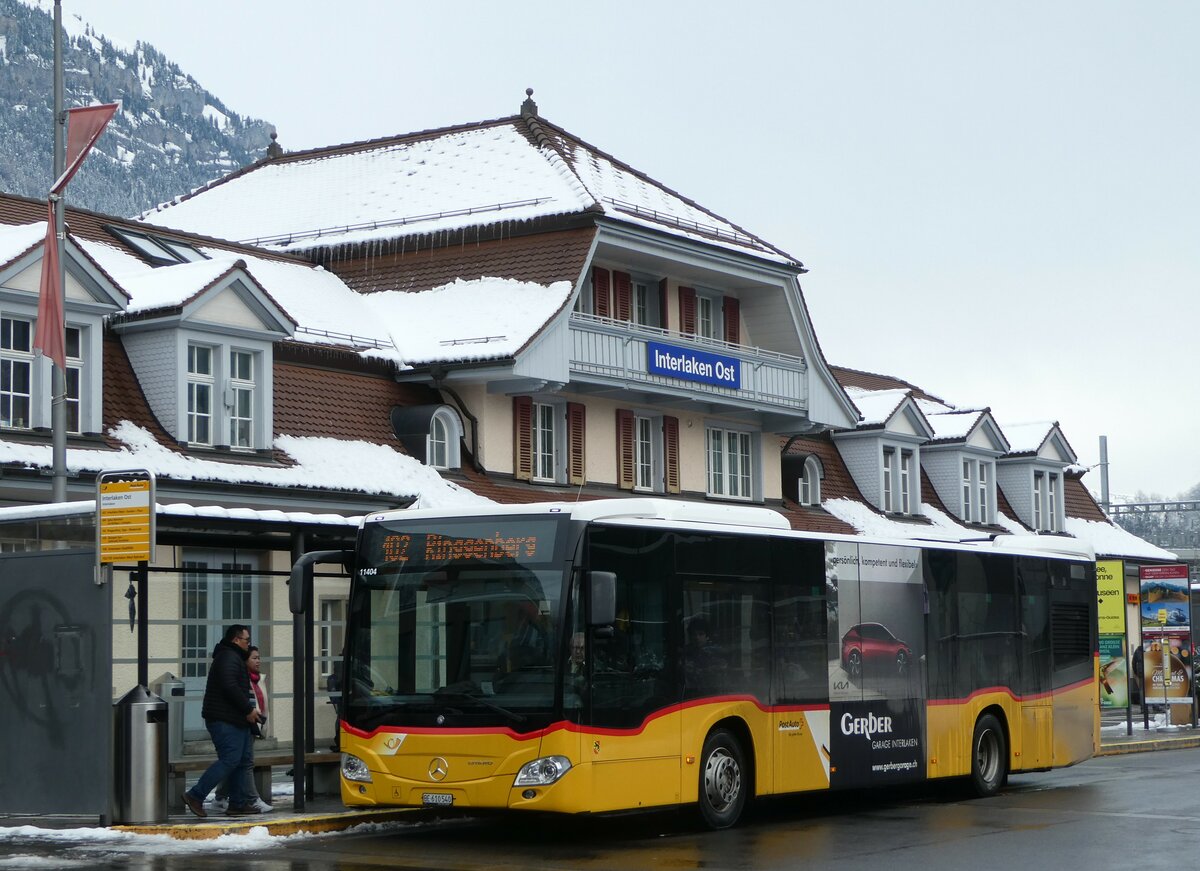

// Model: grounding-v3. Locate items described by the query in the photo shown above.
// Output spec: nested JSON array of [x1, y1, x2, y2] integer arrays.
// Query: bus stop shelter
[[0, 500, 359, 822]]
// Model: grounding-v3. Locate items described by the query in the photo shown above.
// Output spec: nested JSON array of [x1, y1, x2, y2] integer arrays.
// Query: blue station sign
[[647, 341, 741, 389]]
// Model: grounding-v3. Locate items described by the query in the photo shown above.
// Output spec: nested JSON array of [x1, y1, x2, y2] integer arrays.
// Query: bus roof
[[363, 498, 1095, 563]]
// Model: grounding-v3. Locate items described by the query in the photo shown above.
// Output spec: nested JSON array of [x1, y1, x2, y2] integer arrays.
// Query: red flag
[[51, 103, 119, 194], [33, 205, 65, 370], [34, 103, 118, 369]]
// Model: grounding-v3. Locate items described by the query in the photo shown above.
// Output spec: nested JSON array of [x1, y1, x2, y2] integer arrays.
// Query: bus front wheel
[[970, 713, 1008, 797], [698, 729, 748, 829]]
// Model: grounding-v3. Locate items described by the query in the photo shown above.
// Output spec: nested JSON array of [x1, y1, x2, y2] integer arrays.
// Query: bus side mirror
[[588, 571, 616, 627]]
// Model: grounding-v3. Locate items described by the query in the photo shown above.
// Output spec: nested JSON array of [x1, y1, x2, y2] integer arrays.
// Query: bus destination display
[[377, 520, 559, 568]]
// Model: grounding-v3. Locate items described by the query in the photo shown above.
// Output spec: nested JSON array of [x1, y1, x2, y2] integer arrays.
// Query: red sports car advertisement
[[826, 542, 926, 788]]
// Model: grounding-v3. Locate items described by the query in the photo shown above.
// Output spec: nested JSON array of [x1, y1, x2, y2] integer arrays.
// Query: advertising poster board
[[826, 542, 925, 788], [1142, 633, 1192, 704], [1096, 560, 1126, 636], [1098, 635, 1128, 708], [1139, 564, 1189, 632]]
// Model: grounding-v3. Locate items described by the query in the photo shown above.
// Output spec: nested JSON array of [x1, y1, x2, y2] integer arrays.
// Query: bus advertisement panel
[[826, 542, 925, 788]]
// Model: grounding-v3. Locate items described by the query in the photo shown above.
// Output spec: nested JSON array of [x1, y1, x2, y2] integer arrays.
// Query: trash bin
[[150, 672, 186, 762], [111, 685, 168, 824]]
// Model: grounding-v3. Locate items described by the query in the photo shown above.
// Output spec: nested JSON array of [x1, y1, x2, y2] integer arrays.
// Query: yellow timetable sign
[[98, 473, 155, 563]]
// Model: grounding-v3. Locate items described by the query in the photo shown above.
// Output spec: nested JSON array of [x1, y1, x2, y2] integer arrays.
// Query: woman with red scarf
[[213, 646, 273, 813]]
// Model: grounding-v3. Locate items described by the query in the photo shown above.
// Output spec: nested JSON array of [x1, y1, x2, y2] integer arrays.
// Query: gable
[[1037, 431, 1075, 464], [191, 285, 266, 330], [0, 248, 127, 309]]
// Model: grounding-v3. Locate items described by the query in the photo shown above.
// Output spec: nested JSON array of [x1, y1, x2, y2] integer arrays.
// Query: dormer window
[[883, 446, 915, 514], [1, 316, 32, 429], [186, 344, 213, 445], [65, 327, 82, 434], [1032, 470, 1062, 532], [799, 455, 823, 506], [959, 459, 995, 523], [228, 350, 254, 449], [427, 407, 463, 470]]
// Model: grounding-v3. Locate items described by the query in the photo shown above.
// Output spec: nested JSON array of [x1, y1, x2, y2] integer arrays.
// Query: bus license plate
[[422, 792, 454, 806]]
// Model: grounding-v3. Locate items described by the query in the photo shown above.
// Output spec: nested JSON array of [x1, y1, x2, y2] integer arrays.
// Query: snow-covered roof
[[74, 232, 570, 363], [368, 277, 574, 364], [1000, 421, 1057, 455], [843, 387, 910, 426], [926, 409, 984, 441], [0, 420, 491, 510], [0, 499, 363, 528], [138, 115, 795, 266], [824, 497, 1172, 562], [0, 221, 44, 266]]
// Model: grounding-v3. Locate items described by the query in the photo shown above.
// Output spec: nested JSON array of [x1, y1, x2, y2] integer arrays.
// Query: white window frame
[[900, 450, 913, 514], [962, 459, 973, 522], [799, 455, 822, 506], [882, 448, 895, 512], [1033, 472, 1044, 530], [706, 425, 754, 501], [634, 415, 654, 491], [978, 462, 990, 524], [1047, 473, 1059, 533], [532, 401, 559, 483], [186, 343, 214, 445], [64, 326, 82, 435], [1, 315, 33, 430], [228, 348, 254, 450], [427, 406, 463, 470]]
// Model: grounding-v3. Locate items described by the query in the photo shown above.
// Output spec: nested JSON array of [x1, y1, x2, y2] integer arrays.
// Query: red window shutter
[[616, 409, 635, 490], [658, 278, 669, 330], [678, 287, 696, 335], [663, 415, 680, 494], [513, 396, 533, 481], [614, 271, 632, 321], [593, 267, 611, 318], [567, 402, 586, 486], [723, 296, 740, 345]]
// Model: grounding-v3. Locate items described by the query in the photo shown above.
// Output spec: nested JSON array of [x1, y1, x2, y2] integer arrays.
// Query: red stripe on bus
[[928, 676, 1095, 707]]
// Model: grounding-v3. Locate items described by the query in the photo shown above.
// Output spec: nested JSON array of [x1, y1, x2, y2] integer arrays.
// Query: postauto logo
[[840, 711, 894, 741]]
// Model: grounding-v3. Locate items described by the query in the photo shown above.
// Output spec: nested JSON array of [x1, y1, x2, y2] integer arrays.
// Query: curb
[[113, 808, 415, 840], [1097, 736, 1200, 757]]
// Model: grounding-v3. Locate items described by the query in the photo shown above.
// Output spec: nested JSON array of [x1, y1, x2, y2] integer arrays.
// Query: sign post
[[97, 470, 155, 687], [1138, 564, 1191, 730]]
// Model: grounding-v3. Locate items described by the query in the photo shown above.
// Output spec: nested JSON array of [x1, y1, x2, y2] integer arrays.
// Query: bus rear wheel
[[698, 729, 747, 829], [970, 713, 1008, 797]]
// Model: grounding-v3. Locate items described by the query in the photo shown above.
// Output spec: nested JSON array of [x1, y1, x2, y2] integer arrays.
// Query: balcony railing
[[569, 312, 807, 412]]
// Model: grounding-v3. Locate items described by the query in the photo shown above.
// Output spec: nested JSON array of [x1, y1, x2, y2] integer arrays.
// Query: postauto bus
[[333, 498, 1096, 828]]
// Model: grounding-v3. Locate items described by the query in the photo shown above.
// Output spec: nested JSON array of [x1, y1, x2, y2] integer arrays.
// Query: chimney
[[266, 131, 283, 160], [520, 88, 537, 118]]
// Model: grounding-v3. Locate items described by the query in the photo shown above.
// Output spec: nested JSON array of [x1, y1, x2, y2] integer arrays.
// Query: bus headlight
[[513, 756, 572, 786], [341, 752, 373, 783]]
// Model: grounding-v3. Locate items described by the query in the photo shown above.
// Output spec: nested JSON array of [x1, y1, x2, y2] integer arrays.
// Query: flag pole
[[50, 0, 67, 503]]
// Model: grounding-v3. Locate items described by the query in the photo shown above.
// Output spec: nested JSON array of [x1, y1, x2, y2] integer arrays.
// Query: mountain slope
[[0, 0, 274, 218]]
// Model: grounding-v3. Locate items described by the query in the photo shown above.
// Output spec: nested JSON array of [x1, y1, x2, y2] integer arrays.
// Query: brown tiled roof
[[273, 361, 442, 446], [920, 467, 952, 517], [782, 433, 867, 503], [325, 227, 596, 294], [1065, 472, 1108, 522], [829, 365, 947, 405]]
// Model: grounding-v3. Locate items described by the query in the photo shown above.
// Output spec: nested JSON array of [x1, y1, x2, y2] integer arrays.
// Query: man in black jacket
[[182, 624, 263, 817]]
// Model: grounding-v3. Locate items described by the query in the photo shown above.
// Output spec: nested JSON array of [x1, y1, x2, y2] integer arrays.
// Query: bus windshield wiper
[[434, 683, 526, 724]]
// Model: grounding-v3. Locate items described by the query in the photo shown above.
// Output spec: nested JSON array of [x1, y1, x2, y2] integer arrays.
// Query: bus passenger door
[[583, 526, 680, 812], [772, 568, 831, 795], [1017, 560, 1053, 769]]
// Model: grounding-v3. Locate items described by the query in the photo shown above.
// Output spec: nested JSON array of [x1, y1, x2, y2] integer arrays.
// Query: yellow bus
[[334, 498, 1097, 828]]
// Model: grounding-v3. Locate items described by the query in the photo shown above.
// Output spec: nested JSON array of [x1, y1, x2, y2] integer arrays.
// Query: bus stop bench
[[168, 750, 340, 800]]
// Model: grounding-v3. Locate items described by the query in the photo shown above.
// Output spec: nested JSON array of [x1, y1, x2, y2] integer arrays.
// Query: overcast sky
[[54, 0, 1200, 500]]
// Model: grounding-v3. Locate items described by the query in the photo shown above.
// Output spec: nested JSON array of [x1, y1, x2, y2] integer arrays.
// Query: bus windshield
[[343, 516, 568, 732]]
